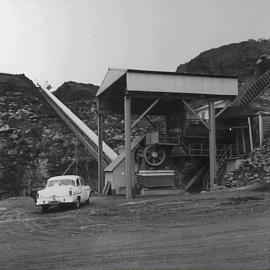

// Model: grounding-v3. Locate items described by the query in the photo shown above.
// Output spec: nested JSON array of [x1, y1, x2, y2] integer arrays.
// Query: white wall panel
[[127, 72, 238, 96]]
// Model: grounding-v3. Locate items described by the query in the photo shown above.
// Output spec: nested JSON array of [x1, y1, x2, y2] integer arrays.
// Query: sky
[[0, 0, 270, 90]]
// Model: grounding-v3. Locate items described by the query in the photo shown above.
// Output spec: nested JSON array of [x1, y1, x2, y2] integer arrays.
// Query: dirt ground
[[0, 186, 270, 270]]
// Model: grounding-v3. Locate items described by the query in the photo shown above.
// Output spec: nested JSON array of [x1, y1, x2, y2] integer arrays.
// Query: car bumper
[[36, 197, 75, 206]]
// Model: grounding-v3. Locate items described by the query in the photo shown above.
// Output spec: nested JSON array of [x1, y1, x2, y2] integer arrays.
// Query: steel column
[[125, 96, 133, 200], [241, 122, 246, 154], [98, 110, 104, 193], [248, 117, 254, 151], [208, 101, 216, 191], [236, 129, 239, 155], [259, 114, 263, 147]]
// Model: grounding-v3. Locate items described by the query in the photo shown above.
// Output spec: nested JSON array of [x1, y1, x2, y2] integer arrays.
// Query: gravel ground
[[0, 187, 270, 270]]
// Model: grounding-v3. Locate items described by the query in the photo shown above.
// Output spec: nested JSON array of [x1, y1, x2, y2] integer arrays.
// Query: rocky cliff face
[[0, 74, 98, 198]]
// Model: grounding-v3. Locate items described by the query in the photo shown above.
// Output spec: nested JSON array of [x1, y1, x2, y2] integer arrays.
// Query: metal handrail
[[202, 144, 233, 190]]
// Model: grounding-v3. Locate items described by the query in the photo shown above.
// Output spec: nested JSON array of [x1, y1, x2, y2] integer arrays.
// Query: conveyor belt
[[39, 86, 118, 165]]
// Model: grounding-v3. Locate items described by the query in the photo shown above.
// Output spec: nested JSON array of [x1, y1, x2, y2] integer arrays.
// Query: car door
[[80, 178, 87, 201], [75, 178, 82, 198]]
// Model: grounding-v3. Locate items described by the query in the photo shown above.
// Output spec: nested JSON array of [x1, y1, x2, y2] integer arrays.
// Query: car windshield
[[47, 179, 75, 187]]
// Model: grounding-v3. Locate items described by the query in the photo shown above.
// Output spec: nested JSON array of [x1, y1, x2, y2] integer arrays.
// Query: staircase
[[202, 144, 232, 190], [181, 158, 204, 186], [234, 70, 270, 106], [185, 163, 208, 191]]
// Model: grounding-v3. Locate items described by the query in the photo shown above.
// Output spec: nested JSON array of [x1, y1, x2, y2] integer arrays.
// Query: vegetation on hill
[[177, 39, 270, 82]]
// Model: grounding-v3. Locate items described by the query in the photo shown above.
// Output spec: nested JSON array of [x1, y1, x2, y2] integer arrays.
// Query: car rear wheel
[[41, 205, 49, 213], [74, 198, 80, 209]]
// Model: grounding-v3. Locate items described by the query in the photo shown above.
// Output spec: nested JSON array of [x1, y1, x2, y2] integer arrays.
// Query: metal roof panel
[[96, 68, 127, 97]]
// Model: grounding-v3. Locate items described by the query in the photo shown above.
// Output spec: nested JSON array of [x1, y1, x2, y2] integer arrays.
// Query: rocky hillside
[[177, 39, 270, 83], [54, 81, 98, 102], [0, 74, 98, 198]]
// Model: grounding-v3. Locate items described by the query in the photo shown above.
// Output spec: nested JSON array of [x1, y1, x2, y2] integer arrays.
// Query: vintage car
[[36, 175, 91, 212]]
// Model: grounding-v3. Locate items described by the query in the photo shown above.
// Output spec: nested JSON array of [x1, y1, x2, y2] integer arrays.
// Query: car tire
[[41, 205, 49, 213], [74, 198, 80, 209]]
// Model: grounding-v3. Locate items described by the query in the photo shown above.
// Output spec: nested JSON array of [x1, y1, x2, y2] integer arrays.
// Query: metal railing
[[186, 143, 233, 157], [159, 134, 181, 145], [202, 144, 233, 190]]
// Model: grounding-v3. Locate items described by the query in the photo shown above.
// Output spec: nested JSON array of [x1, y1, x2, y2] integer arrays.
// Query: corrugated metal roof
[[96, 68, 238, 98]]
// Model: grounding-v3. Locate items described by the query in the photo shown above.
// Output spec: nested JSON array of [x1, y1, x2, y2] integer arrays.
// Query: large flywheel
[[143, 144, 166, 167]]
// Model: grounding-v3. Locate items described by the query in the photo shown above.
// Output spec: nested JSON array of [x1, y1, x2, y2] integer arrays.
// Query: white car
[[36, 175, 91, 212]]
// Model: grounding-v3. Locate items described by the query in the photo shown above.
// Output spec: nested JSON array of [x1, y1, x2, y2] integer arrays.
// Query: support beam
[[125, 95, 133, 200], [165, 115, 171, 135], [208, 101, 216, 191], [182, 100, 210, 130], [259, 114, 263, 147], [241, 122, 246, 154], [236, 129, 239, 155], [144, 115, 157, 129], [98, 110, 104, 193], [131, 99, 159, 128], [248, 117, 254, 151], [107, 117, 123, 135], [215, 101, 232, 119]]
